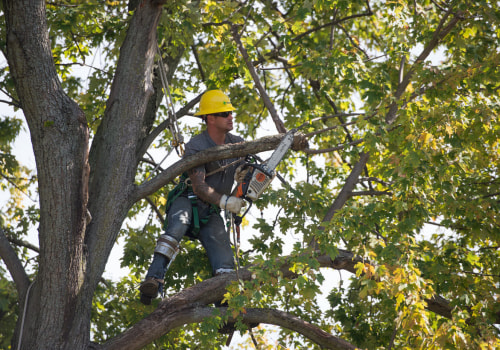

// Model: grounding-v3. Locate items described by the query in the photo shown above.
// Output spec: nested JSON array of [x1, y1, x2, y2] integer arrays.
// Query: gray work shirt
[[184, 130, 244, 200]]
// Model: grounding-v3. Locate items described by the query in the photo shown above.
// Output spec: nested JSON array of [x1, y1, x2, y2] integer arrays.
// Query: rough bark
[[86, 0, 164, 293], [4, 0, 90, 348], [2, 0, 163, 349]]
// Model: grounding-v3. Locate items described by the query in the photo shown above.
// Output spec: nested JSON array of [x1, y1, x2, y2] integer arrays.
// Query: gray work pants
[[146, 196, 234, 279]]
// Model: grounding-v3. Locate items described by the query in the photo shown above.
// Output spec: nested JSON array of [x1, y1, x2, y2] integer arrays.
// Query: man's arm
[[188, 168, 223, 206], [188, 167, 245, 214]]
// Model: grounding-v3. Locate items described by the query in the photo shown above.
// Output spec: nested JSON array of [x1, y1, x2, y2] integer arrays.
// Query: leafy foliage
[[1, 0, 499, 349]]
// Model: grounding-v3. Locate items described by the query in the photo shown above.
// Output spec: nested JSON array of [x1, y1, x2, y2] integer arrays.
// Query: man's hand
[[220, 194, 246, 214], [234, 164, 250, 183]]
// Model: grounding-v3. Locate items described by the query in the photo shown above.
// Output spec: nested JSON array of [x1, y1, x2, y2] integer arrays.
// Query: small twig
[[388, 324, 398, 350], [359, 177, 393, 187], [0, 98, 21, 108], [54, 61, 108, 74], [399, 55, 406, 84], [349, 190, 392, 197], [191, 45, 205, 82], [296, 112, 366, 132], [0, 172, 36, 202], [145, 196, 165, 223], [385, 7, 464, 124], [304, 120, 358, 138], [304, 139, 364, 154], [461, 271, 500, 278], [335, 23, 369, 58], [292, 6, 373, 44], [258, 64, 302, 71], [6, 235, 39, 253]]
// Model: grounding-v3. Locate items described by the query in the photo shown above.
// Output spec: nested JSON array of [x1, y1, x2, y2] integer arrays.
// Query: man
[[139, 90, 246, 305]]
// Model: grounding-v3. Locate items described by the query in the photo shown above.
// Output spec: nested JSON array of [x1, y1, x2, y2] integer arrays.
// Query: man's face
[[210, 111, 233, 132]]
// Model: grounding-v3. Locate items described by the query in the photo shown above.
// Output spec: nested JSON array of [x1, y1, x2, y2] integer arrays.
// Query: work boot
[[139, 277, 164, 305]]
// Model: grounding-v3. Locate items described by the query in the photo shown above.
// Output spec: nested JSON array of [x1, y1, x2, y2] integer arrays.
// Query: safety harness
[[163, 173, 219, 237]]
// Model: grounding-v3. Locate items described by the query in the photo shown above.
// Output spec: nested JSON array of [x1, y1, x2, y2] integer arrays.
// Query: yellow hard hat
[[194, 90, 236, 116]]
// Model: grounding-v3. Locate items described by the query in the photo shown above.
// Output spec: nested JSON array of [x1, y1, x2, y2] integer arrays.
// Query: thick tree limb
[[86, 0, 165, 289], [5, 0, 91, 348], [0, 226, 30, 300], [317, 249, 362, 275], [134, 133, 308, 201], [102, 241, 500, 350], [106, 248, 474, 349], [195, 307, 357, 350], [101, 262, 357, 350]]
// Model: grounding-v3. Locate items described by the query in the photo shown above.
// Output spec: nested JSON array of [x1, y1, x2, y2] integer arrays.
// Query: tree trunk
[[4, 0, 90, 348], [3, 0, 163, 349]]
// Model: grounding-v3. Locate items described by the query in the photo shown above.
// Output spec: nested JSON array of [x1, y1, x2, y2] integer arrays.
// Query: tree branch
[[350, 190, 392, 197], [134, 133, 308, 202], [6, 235, 40, 253], [101, 255, 359, 350], [291, 2, 373, 44], [231, 24, 287, 134], [145, 196, 164, 223], [206, 307, 358, 350], [0, 226, 30, 299], [304, 139, 364, 154], [322, 152, 370, 224], [138, 92, 203, 157], [385, 8, 464, 124], [102, 242, 500, 350]]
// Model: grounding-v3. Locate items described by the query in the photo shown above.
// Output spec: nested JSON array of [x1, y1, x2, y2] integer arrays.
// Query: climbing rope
[[156, 42, 184, 157], [230, 213, 241, 279], [17, 279, 35, 350]]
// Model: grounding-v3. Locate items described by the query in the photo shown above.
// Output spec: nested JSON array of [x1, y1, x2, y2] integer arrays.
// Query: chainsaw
[[231, 129, 295, 266], [235, 128, 296, 211]]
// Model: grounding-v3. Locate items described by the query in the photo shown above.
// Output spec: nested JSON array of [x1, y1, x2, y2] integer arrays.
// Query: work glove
[[220, 194, 246, 214], [234, 164, 251, 183]]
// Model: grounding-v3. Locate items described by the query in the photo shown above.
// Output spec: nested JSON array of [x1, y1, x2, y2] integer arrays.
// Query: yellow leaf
[[418, 131, 432, 144], [354, 262, 365, 276], [396, 293, 405, 308]]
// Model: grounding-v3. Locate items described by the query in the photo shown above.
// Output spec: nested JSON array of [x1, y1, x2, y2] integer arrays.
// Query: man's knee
[[169, 208, 191, 225]]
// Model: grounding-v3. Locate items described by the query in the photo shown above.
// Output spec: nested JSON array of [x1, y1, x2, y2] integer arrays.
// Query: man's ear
[[205, 114, 215, 124]]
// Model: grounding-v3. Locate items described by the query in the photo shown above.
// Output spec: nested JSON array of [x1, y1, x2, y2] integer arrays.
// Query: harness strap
[[188, 190, 201, 235], [164, 173, 218, 237]]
